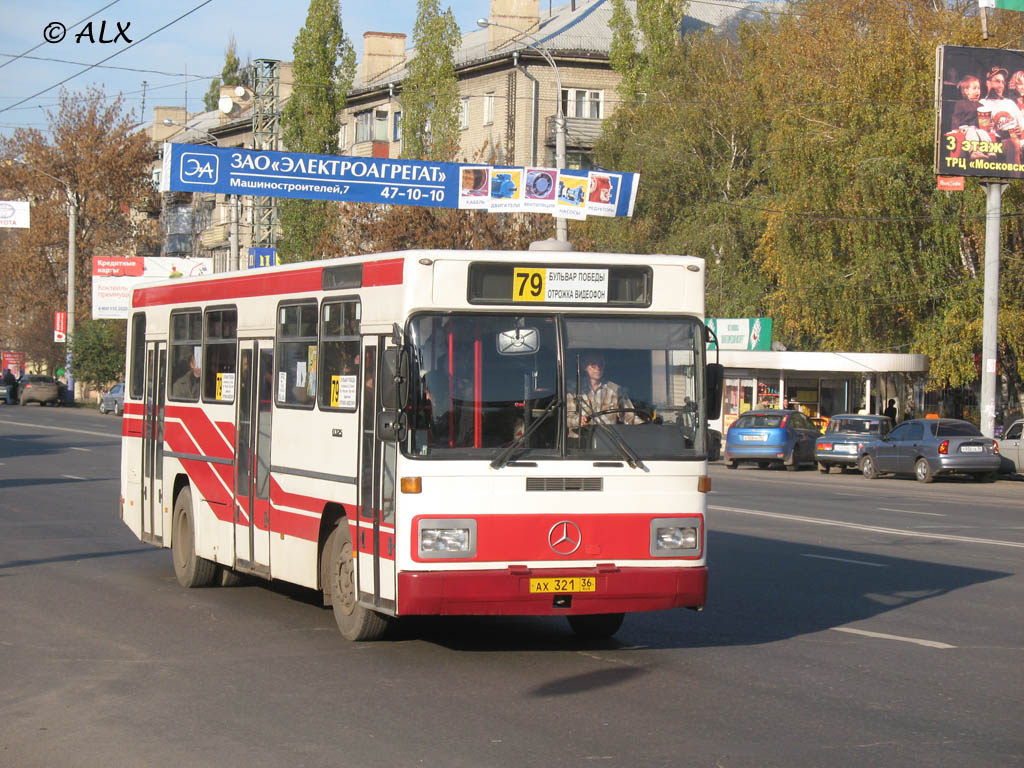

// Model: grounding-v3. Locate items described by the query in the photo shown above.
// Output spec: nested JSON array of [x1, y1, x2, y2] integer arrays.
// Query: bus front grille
[[525, 477, 603, 492]]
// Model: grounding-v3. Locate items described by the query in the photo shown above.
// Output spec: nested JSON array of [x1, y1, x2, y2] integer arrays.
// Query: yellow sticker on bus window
[[216, 372, 223, 400], [513, 267, 546, 302], [330, 375, 341, 408]]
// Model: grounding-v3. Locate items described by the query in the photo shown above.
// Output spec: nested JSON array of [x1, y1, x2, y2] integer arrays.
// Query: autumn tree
[[400, 0, 461, 161], [203, 36, 249, 112], [68, 318, 127, 389], [278, 0, 355, 263], [0, 87, 157, 370]]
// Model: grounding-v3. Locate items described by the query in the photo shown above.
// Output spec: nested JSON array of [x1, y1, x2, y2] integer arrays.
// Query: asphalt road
[[1, 405, 1021, 768]]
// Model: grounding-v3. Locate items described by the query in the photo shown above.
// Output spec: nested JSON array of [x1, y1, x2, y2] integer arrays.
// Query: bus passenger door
[[141, 341, 166, 544], [357, 337, 397, 614], [233, 340, 273, 576]]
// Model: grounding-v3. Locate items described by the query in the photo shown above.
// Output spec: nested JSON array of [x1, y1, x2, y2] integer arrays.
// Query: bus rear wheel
[[172, 487, 217, 588], [568, 612, 624, 640], [326, 521, 389, 641]]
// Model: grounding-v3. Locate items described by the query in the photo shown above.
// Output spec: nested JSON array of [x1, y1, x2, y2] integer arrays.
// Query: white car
[[997, 419, 1023, 474]]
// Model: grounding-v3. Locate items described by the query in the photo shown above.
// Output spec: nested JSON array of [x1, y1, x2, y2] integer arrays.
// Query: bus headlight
[[417, 518, 477, 559], [650, 517, 702, 557]]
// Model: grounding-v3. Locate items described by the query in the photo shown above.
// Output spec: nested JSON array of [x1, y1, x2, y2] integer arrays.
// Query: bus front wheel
[[172, 487, 217, 588], [326, 521, 389, 641]]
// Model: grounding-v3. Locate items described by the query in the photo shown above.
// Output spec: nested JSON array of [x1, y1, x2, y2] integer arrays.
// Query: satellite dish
[[234, 85, 246, 98], [218, 96, 234, 114]]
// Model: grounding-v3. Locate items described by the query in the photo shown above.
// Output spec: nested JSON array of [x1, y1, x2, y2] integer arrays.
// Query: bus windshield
[[406, 313, 707, 461]]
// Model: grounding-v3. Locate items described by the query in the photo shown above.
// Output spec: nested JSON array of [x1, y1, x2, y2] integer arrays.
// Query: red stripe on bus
[[165, 405, 234, 460], [132, 267, 323, 307], [362, 258, 403, 287]]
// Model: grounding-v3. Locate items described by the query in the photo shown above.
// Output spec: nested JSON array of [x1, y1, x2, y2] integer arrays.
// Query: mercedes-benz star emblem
[[548, 521, 582, 556]]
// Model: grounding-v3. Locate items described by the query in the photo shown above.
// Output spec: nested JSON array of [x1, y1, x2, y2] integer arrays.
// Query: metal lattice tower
[[252, 59, 281, 249]]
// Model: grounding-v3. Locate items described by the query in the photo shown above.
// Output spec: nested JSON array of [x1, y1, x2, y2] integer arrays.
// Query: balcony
[[545, 116, 603, 149]]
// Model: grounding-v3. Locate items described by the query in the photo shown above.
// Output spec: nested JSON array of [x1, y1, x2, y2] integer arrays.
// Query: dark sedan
[[815, 414, 893, 473], [859, 418, 1001, 483], [99, 382, 124, 415]]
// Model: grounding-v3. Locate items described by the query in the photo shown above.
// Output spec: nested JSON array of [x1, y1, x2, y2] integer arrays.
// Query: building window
[[561, 88, 603, 119], [393, 111, 402, 142], [483, 92, 494, 125], [355, 109, 389, 143], [460, 97, 470, 130], [338, 123, 347, 151]]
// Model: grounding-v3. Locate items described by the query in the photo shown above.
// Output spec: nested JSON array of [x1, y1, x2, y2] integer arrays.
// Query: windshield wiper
[[589, 418, 647, 471], [490, 398, 562, 470]]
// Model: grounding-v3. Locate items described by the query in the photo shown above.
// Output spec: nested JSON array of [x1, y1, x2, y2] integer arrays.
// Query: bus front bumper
[[397, 565, 707, 616]]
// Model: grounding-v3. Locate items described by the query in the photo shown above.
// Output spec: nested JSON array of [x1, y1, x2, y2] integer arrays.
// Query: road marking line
[[802, 553, 886, 567], [710, 505, 1024, 548], [62, 474, 86, 480], [70, 447, 90, 452], [0, 419, 118, 439], [878, 507, 946, 517], [831, 627, 956, 649]]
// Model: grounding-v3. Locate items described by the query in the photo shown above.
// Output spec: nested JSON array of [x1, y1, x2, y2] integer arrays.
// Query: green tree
[[0, 87, 157, 369], [278, 0, 356, 263], [203, 36, 244, 112], [68, 319, 127, 389], [609, 0, 687, 102], [400, 0, 461, 161]]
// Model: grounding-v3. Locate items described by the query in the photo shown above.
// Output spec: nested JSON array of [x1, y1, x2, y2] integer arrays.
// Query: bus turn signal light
[[698, 476, 711, 493], [400, 477, 422, 494]]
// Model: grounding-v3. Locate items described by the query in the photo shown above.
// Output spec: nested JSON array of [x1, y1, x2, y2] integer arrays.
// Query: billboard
[[706, 318, 773, 351], [91, 257, 213, 319], [0, 200, 30, 228], [935, 44, 1024, 179], [161, 143, 639, 221]]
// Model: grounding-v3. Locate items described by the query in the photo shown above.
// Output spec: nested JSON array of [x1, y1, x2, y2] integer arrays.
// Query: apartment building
[[341, 0, 758, 169]]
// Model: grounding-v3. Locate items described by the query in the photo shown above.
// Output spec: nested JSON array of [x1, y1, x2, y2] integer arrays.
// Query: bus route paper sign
[[162, 143, 639, 219]]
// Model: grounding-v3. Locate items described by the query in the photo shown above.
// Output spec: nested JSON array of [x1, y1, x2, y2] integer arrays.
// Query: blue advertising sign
[[161, 143, 639, 219], [247, 247, 277, 269]]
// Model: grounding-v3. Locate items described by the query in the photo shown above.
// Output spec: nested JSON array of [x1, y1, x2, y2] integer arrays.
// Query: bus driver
[[567, 350, 638, 432]]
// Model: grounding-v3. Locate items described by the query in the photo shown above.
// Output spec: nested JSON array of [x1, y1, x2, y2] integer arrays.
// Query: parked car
[[815, 413, 893, 473], [707, 428, 722, 461], [996, 419, 1023, 474], [99, 382, 125, 415], [18, 375, 60, 406], [0, 380, 9, 404], [724, 409, 821, 470], [858, 418, 1001, 483]]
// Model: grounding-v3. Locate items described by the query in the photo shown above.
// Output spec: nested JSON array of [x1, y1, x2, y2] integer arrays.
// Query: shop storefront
[[710, 350, 930, 434]]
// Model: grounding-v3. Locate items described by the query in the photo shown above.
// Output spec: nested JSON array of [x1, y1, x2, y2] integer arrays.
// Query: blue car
[[725, 409, 821, 470], [815, 414, 893, 473]]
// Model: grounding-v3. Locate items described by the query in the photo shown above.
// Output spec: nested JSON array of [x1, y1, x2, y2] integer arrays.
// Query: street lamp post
[[476, 18, 568, 244], [162, 119, 240, 271], [14, 158, 77, 403]]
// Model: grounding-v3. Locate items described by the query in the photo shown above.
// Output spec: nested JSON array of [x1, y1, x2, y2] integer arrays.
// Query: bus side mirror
[[376, 409, 406, 443], [705, 363, 724, 420], [380, 347, 410, 411]]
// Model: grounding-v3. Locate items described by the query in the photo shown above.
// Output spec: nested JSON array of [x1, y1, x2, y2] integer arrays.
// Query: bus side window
[[318, 299, 360, 410], [168, 310, 202, 402], [129, 312, 146, 400], [202, 307, 237, 403], [276, 301, 318, 409]]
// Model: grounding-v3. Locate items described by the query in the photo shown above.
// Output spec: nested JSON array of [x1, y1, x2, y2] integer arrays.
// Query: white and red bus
[[119, 247, 722, 640]]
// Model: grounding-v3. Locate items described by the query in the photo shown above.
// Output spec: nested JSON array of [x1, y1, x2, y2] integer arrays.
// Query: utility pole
[[980, 182, 1004, 437]]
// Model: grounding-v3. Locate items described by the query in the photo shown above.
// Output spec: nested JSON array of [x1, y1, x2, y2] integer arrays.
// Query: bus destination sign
[[512, 267, 609, 303]]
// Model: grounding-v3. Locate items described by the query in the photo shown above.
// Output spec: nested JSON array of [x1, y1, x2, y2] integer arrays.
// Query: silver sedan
[[996, 419, 1023, 474], [859, 418, 1001, 483]]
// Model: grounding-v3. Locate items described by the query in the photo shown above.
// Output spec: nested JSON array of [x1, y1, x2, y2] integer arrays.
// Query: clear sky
[[0, 0, 499, 137]]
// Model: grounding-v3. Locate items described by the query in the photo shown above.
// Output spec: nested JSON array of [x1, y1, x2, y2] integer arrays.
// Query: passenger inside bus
[[172, 353, 201, 399]]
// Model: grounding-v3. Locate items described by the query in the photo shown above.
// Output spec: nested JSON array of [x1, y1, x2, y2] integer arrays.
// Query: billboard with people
[[936, 44, 1024, 179]]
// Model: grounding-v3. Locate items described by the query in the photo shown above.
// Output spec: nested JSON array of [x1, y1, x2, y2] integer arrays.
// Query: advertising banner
[[161, 143, 639, 220], [706, 318, 773, 351], [2, 351, 26, 377], [91, 257, 213, 319], [54, 311, 67, 343], [935, 44, 1024, 179], [0, 200, 30, 228]]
